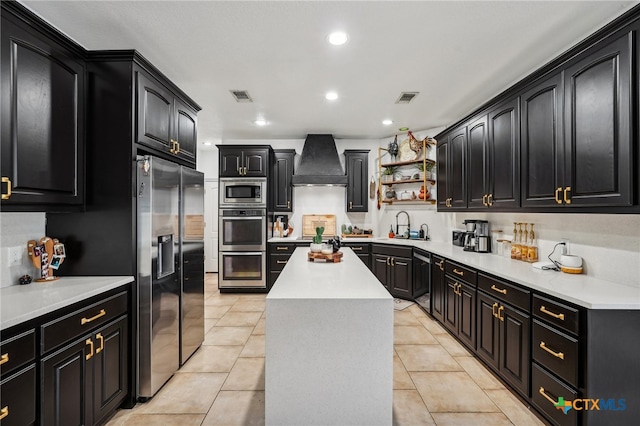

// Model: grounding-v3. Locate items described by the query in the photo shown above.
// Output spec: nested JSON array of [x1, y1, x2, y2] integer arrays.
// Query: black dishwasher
[[413, 249, 431, 312]]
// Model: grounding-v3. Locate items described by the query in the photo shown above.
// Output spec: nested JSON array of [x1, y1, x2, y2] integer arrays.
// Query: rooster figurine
[[407, 131, 422, 158]]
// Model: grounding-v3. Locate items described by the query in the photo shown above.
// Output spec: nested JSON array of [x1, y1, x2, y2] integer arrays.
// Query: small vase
[[310, 243, 322, 253]]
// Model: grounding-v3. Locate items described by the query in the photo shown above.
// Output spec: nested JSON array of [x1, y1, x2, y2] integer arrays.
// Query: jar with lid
[[491, 230, 503, 255]]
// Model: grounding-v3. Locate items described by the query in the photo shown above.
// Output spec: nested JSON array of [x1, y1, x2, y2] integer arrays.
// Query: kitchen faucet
[[396, 210, 410, 238], [420, 223, 430, 240]]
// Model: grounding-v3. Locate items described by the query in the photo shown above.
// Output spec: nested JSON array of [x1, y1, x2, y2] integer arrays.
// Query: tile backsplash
[[0, 212, 46, 287]]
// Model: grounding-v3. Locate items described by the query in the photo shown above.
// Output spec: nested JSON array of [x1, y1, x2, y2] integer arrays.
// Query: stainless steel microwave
[[219, 178, 267, 207]]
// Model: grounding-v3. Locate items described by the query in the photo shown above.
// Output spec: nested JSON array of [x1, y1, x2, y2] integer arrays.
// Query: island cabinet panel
[[272, 150, 295, 211], [0, 6, 85, 209], [344, 150, 369, 212], [430, 255, 446, 322]]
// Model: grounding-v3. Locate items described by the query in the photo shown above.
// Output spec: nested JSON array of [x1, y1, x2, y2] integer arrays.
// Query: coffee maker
[[462, 220, 490, 253]]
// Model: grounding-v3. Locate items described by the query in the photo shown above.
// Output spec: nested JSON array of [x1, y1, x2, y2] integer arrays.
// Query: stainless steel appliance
[[219, 209, 267, 251], [219, 251, 266, 288], [462, 219, 490, 253], [219, 178, 267, 207], [136, 156, 205, 398]]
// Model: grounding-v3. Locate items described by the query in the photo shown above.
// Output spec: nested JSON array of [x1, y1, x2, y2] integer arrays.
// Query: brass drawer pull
[[386, 257, 390, 266], [175, 141, 180, 154], [276, 260, 288, 264], [487, 193, 494, 207], [436, 260, 444, 271], [482, 194, 488, 207], [453, 268, 464, 276], [390, 258, 395, 267], [555, 187, 562, 204], [492, 302, 499, 318], [86, 338, 94, 360], [96, 333, 104, 354], [490, 284, 507, 295], [540, 341, 564, 360], [81, 309, 106, 325], [287, 201, 291, 209], [276, 246, 289, 251], [497, 305, 504, 321], [1, 177, 11, 200], [0, 406, 8, 420], [564, 186, 572, 204], [349, 201, 353, 209], [538, 387, 557, 405], [0, 353, 8, 365], [540, 305, 565, 320], [351, 247, 363, 251]]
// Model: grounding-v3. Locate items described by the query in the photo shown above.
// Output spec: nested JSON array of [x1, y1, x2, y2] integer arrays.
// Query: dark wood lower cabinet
[[443, 277, 476, 350], [431, 256, 445, 322], [371, 252, 412, 298], [0, 364, 36, 426]]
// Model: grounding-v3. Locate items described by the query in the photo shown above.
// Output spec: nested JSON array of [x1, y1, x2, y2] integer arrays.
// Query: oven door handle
[[222, 216, 265, 220]]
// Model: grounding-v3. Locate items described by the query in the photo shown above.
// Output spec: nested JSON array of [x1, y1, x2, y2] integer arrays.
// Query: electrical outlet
[[560, 238, 570, 255], [8, 245, 24, 267]]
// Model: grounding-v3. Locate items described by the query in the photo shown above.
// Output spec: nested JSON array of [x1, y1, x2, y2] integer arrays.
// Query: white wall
[[0, 213, 46, 287]]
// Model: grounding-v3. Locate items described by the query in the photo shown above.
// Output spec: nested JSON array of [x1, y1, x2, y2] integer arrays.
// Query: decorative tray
[[307, 251, 343, 263]]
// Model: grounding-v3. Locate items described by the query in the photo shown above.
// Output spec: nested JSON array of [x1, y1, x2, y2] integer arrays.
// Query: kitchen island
[[266, 247, 393, 426]]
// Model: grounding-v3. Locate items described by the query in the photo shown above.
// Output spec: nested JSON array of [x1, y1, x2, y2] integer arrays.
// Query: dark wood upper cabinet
[[219, 146, 269, 177], [1, 8, 84, 209], [562, 31, 633, 207], [437, 127, 467, 211], [272, 149, 295, 211], [436, 135, 449, 210], [173, 98, 198, 164], [521, 72, 564, 207], [487, 98, 520, 210], [345, 149, 369, 212], [467, 116, 488, 209]]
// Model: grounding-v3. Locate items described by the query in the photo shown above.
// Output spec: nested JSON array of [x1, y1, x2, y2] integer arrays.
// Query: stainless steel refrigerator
[[136, 155, 204, 398]]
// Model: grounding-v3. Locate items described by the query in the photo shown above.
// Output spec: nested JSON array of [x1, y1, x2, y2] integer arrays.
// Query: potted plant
[[381, 166, 398, 183], [414, 162, 434, 180], [310, 226, 324, 252]]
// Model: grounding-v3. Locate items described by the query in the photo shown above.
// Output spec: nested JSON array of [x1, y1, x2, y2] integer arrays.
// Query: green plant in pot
[[414, 162, 434, 180], [381, 166, 398, 183], [310, 226, 324, 252]]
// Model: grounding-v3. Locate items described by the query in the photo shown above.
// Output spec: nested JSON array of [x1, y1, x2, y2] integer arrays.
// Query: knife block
[[28, 237, 64, 282]]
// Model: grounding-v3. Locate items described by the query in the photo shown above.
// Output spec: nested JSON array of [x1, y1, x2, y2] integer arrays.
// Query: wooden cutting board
[[302, 214, 336, 239]]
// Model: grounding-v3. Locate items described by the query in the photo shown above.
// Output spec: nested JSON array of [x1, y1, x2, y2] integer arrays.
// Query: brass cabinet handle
[[175, 141, 180, 154], [170, 139, 177, 154], [540, 305, 565, 321], [453, 268, 464, 277], [488, 193, 494, 207], [0, 353, 8, 365], [1, 177, 11, 200], [244, 167, 248, 176], [287, 200, 291, 209], [386, 257, 390, 266], [349, 201, 353, 210], [86, 338, 94, 360], [454, 283, 461, 296], [539, 341, 564, 360], [564, 186, 572, 204], [539, 387, 558, 405], [492, 302, 499, 318], [276, 246, 289, 251], [351, 247, 363, 251], [497, 305, 504, 321], [482, 194, 488, 206], [436, 260, 444, 271], [0, 406, 8, 420], [96, 333, 104, 354], [490, 284, 507, 295], [81, 309, 106, 325], [276, 260, 288, 264], [391, 257, 395, 267], [555, 187, 562, 204]]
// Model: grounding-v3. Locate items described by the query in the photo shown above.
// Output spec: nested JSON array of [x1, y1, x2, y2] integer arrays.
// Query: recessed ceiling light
[[203, 141, 212, 146], [327, 31, 349, 46], [382, 119, 393, 126], [325, 91, 338, 101], [254, 119, 268, 126]]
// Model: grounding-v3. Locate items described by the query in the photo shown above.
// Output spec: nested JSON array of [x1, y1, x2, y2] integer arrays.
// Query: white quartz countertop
[[1, 276, 134, 330], [268, 248, 392, 300], [268, 237, 640, 310]]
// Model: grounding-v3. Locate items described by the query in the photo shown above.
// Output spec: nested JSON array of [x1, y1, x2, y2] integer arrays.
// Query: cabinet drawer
[[270, 254, 291, 272], [445, 261, 477, 286], [533, 320, 579, 387], [0, 364, 36, 426], [0, 330, 35, 378], [269, 243, 297, 254], [533, 295, 580, 335], [371, 244, 412, 258], [478, 274, 530, 312], [41, 291, 128, 354], [342, 243, 370, 254], [531, 363, 578, 426]]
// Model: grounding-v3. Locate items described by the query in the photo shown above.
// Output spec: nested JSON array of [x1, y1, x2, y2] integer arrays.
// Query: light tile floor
[[107, 273, 545, 425]]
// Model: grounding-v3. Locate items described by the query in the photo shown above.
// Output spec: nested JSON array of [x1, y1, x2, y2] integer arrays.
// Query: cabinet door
[[136, 72, 174, 153], [499, 304, 530, 396], [521, 73, 564, 207], [436, 136, 449, 209], [443, 278, 459, 334], [272, 150, 294, 211], [390, 256, 412, 299], [219, 148, 244, 177], [92, 317, 128, 425], [431, 256, 445, 322], [449, 126, 467, 209], [476, 292, 500, 369], [243, 149, 268, 177], [372, 254, 389, 290], [488, 98, 520, 209], [563, 32, 633, 207], [0, 364, 36, 426], [458, 282, 476, 350], [345, 151, 369, 212], [173, 98, 197, 165], [41, 337, 92, 426], [467, 116, 488, 208], [1, 16, 84, 207]]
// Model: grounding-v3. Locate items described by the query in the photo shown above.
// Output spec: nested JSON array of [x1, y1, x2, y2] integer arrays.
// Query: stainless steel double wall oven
[[219, 178, 268, 288]]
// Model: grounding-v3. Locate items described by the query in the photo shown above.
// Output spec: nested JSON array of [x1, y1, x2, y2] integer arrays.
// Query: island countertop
[[1, 276, 134, 331]]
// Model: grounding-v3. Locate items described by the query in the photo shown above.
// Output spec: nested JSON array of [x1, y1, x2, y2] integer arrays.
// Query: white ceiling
[[20, 0, 638, 145]]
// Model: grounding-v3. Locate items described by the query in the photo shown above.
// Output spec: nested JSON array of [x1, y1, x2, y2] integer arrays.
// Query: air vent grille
[[230, 90, 253, 103], [395, 92, 419, 104]]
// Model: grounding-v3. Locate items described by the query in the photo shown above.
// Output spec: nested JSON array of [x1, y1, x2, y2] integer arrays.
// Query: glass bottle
[[527, 224, 539, 262], [521, 223, 530, 262], [510, 222, 519, 259]]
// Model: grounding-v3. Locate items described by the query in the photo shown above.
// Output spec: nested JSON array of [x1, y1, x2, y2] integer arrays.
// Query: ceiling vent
[[395, 92, 419, 104], [230, 90, 253, 103]]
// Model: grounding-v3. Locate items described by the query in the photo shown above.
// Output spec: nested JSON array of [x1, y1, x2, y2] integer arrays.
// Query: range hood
[[291, 134, 348, 186]]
